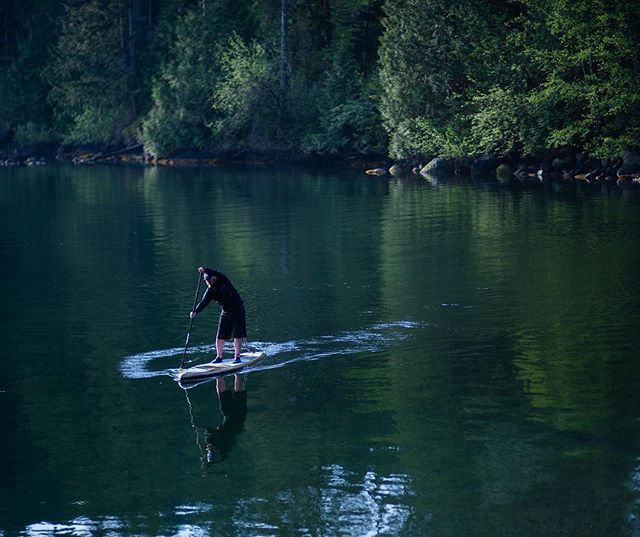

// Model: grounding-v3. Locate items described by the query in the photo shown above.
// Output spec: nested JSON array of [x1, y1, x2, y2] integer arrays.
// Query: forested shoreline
[[1, 0, 639, 178]]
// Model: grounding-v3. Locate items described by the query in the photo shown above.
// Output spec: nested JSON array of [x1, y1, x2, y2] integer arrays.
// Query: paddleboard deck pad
[[178, 351, 266, 382]]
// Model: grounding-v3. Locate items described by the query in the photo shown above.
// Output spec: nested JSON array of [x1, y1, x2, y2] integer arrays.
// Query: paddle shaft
[[180, 273, 202, 369]]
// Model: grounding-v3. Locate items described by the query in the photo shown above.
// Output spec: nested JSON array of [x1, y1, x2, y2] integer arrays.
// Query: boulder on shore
[[617, 162, 640, 177], [420, 157, 447, 176], [622, 151, 640, 166], [552, 156, 574, 172], [616, 151, 640, 177], [389, 163, 410, 176], [471, 155, 502, 176], [496, 163, 512, 182], [514, 163, 531, 179]]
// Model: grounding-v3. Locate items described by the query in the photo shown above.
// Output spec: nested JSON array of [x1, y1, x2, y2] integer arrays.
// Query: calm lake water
[[2, 163, 640, 536]]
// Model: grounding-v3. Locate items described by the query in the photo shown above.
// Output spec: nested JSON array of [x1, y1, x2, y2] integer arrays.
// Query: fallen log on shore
[[85, 144, 144, 162]]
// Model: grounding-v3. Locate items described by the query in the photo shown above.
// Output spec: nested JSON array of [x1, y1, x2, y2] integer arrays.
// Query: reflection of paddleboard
[[178, 351, 266, 382]]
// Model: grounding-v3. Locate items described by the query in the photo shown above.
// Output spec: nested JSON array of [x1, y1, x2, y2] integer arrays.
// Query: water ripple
[[120, 320, 425, 381]]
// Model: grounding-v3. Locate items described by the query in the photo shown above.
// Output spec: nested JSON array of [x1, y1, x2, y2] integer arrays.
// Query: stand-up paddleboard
[[178, 351, 266, 382]]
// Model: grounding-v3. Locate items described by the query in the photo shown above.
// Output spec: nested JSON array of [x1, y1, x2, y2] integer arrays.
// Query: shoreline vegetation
[[1, 1, 639, 185]]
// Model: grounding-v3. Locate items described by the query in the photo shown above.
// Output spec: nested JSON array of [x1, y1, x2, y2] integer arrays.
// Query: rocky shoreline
[[0, 142, 357, 168], [2, 142, 640, 187], [366, 152, 640, 186]]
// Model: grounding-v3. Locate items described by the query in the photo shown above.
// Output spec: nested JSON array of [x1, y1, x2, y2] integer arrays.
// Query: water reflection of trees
[[377, 179, 640, 534], [7, 166, 640, 536]]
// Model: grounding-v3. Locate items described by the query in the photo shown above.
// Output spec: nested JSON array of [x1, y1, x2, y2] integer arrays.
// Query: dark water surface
[[2, 164, 640, 536]]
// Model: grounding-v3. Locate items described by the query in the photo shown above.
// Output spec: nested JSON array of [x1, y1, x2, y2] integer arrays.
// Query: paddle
[[180, 272, 202, 370]]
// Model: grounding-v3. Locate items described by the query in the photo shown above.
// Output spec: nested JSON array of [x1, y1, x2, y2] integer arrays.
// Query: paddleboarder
[[190, 266, 247, 363]]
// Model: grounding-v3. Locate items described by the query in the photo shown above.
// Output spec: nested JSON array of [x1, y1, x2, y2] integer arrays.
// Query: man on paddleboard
[[190, 266, 247, 363]]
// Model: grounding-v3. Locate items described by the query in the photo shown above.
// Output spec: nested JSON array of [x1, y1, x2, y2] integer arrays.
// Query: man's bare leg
[[233, 338, 242, 361], [216, 338, 226, 359]]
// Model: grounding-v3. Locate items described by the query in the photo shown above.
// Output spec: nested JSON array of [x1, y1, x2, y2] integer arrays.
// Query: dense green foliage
[[141, 8, 220, 155], [1, 0, 638, 158], [48, 0, 131, 144]]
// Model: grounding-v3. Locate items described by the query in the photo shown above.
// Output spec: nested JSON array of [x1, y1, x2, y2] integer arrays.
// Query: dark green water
[[2, 164, 640, 536]]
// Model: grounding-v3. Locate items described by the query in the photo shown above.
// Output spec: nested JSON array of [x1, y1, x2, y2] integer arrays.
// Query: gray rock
[[552, 156, 574, 172], [617, 162, 640, 177], [389, 163, 408, 176], [575, 157, 598, 175], [622, 151, 640, 166], [514, 163, 528, 179], [496, 163, 512, 182], [420, 157, 447, 176], [471, 155, 502, 176]]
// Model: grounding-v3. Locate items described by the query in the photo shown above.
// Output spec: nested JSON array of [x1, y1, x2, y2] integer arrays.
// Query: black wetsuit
[[194, 268, 246, 339], [194, 269, 244, 313]]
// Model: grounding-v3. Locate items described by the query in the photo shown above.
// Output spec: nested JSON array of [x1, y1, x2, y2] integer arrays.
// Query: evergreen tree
[[211, 33, 279, 151], [523, 0, 640, 156], [0, 0, 60, 143], [295, 0, 387, 155], [379, 0, 521, 159], [379, 0, 471, 159], [141, 7, 219, 156], [2, 0, 638, 160], [48, 0, 131, 144]]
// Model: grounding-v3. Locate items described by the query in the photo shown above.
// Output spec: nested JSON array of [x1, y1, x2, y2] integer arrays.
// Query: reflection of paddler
[[204, 374, 247, 465]]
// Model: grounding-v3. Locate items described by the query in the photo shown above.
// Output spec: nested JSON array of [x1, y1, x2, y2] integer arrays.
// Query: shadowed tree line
[[0, 0, 638, 163]]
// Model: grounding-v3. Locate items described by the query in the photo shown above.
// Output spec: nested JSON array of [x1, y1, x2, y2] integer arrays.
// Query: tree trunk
[[280, 0, 289, 91], [128, 0, 139, 113], [147, 0, 154, 42]]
